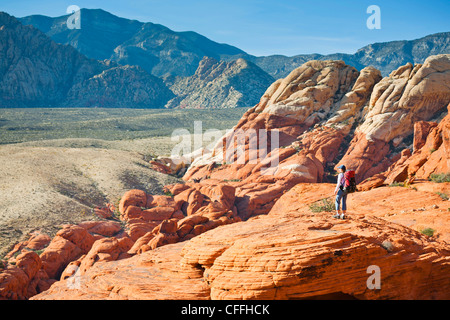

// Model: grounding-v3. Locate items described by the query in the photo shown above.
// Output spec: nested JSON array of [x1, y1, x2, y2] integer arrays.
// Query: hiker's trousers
[[335, 189, 348, 211]]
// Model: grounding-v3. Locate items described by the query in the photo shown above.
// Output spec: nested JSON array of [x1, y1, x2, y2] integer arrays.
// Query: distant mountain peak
[[19, 9, 247, 77], [0, 11, 173, 108]]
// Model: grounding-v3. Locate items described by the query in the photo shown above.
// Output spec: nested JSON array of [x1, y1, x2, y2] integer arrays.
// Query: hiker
[[333, 164, 347, 219]]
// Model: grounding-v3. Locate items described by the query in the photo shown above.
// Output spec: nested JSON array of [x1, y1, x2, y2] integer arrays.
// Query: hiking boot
[[332, 214, 341, 219], [340, 213, 345, 220]]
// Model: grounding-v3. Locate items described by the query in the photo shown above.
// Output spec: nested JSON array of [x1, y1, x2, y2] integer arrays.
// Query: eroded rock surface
[[31, 183, 450, 300]]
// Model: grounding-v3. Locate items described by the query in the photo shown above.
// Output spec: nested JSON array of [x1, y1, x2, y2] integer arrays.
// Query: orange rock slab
[[33, 182, 450, 300]]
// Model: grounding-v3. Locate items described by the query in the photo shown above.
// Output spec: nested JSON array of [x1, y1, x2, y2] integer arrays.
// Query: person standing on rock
[[333, 165, 347, 219]]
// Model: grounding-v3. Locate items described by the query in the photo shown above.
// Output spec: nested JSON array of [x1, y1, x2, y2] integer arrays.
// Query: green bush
[[436, 192, 449, 201], [429, 173, 450, 183], [309, 198, 335, 213], [420, 228, 435, 237], [388, 181, 405, 187]]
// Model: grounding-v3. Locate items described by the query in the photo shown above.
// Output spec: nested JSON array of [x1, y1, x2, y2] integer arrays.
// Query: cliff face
[[172, 55, 449, 220], [0, 12, 173, 108], [184, 55, 450, 180]]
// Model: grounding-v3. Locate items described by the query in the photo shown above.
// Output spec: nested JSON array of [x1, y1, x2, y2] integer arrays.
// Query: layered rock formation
[[178, 60, 380, 217], [338, 54, 450, 181], [0, 183, 241, 299], [359, 103, 450, 189], [0, 221, 123, 299], [2, 169, 449, 300], [0, 12, 173, 108], [26, 182, 450, 300], [177, 55, 450, 219]]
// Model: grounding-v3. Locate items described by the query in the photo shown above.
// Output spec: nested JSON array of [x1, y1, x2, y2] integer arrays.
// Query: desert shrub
[[429, 173, 450, 183], [435, 192, 449, 200], [388, 181, 405, 187], [420, 228, 435, 237], [309, 198, 334, 213], [164, 190, 174, 197]]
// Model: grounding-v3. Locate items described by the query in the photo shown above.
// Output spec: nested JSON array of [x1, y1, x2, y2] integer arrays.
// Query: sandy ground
[[0, 138, 182, 256]]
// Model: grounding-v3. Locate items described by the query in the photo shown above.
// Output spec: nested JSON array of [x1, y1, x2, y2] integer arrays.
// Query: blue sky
[[2, 0, 449, 56]]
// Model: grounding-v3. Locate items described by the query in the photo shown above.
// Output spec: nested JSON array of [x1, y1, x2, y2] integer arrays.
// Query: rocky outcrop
[[165, 57, 274, 109], [0, 220, 123, 299], [180, 55, 449, 196], [0, 182, 241, 299], [30, 182, 450, 300], [338, 54, 450, 181], [179, 60, 383, 217], [3, 174, 449, 299], [0, 12, 173, 108], [2, 54, 449, 300], [120, 184, 240, 254], [358, 103, 450, 189]]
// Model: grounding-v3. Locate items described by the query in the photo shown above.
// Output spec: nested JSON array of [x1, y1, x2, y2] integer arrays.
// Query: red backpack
[[343, 170, 356, 193]]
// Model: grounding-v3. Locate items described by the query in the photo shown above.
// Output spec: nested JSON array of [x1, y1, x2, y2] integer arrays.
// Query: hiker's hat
[[337, 164, 346, 170]]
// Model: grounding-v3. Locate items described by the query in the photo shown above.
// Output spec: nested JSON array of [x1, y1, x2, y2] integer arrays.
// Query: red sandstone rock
[[0, 251, 50, 300], [94, 203, 115, 219], [32, 182, 450, 300], [32, 242, 210, 300], [413, 121, 438, 152], [149, 160, 173, 174], [39, 225, 96, 279], [360, 103, 450, 188], [181, 56, 449, 196], [76, 237, 133, 275], [4, 231, 51, 261], [77, 221, 122, 237], [119, 189, 147, 214], [339, 55, 450, 179]]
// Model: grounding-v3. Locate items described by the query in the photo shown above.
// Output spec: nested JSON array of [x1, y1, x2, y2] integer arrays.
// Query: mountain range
[[0, 9, 448, 108], [20, 9, 450, 79], [0, 12, 173, 108]]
